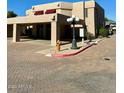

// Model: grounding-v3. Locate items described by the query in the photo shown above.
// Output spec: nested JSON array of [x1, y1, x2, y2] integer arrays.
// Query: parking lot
[[8, 35, 116, 93]]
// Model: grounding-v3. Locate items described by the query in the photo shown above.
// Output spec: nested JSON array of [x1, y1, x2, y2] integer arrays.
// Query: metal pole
[[73, 23, 75, 40], [71, 20, 78, 49]]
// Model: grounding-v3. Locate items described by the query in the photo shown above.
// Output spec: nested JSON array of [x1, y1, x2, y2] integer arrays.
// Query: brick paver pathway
[[8, 35, 116, 93]]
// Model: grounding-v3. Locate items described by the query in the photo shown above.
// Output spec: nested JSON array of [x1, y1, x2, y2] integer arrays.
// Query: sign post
[[79, 28, 84, 45]]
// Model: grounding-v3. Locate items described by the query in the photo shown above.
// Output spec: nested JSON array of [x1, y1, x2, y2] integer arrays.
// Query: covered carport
[[7, 14, 69, 46]]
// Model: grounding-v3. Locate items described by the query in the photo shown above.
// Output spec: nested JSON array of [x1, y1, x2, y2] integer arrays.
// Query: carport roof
[[7, 14, 56, 24]]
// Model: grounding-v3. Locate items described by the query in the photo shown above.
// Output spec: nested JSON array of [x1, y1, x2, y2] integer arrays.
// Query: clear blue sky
[[7, 0, 116, 21]]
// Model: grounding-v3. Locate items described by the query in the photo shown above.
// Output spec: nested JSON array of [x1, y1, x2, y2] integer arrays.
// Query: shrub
[[99, 27, 109, 37], [85, 32, 95, 42]]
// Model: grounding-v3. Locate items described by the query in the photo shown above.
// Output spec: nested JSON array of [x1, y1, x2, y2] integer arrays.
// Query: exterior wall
[[26, 2, 72, 16], [72, 2, 84, 20], [57, 9, 72, 16], [95, 2, 105, 36], [85, 7, 96, 35], [72, 1, 96, 35], [72, 1, 95, 20], [85, 1, 96, 35], [72, 1, 104, 36], [60, 2, 73, 10]]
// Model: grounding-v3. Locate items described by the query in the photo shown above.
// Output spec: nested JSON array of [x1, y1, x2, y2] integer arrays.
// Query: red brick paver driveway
[[8, 35, 116, 93]]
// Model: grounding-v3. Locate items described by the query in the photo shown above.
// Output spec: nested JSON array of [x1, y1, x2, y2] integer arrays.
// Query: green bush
[[85, 32, 95, 42], [99, 27, 109, 37]]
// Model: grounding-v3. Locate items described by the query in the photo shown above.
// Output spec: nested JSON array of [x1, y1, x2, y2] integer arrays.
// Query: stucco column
[[13, 24, 20, 42], [43, 24, 46, 39], [51, 21, 58, 46]]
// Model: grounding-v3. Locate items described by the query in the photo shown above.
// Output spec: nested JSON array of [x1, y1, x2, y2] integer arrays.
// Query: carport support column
[[13, 24, 20, 42], [51, 21, 58, 46]]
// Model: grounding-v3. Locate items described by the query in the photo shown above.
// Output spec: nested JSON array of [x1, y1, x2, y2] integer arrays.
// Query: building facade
[[7, 1, 104, 46]]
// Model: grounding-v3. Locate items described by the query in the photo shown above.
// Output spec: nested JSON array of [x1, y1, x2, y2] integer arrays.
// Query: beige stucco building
[[7, 1, 104, 46]]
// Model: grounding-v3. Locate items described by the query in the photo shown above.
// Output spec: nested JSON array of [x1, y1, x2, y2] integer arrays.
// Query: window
[[34, 10, 44, 15], [45, 9, 56, 14]]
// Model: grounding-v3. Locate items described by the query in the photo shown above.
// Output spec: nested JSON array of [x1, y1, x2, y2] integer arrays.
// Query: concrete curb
[[52, 43, 96, 58]]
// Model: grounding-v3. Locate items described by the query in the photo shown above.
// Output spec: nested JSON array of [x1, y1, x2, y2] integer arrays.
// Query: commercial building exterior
[[7, 1, 104, 46]]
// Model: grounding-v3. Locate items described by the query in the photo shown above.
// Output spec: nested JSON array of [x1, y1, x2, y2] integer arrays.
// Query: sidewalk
[[36, 38, 102, 57]]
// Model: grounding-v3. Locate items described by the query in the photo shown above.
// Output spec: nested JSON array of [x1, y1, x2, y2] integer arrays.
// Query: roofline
[[95, 2, 104, 11], [32, 0, 96, 7], [32, 1, 72, 7], [73, 0, 95, 3]]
